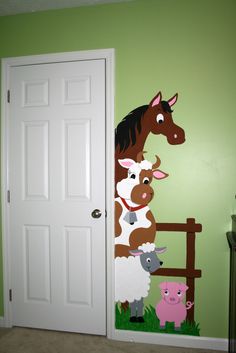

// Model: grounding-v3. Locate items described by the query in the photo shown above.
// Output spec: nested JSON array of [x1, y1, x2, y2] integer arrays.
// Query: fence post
[[186, 218, 196, 322]]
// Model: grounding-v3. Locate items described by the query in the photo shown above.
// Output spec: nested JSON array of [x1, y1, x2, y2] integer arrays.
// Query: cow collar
[[120, 197, 147, 212]]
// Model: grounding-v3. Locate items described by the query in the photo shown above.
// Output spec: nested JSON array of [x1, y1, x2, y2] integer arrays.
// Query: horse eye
[[156, 113, 164, 124], [143, 177, 149, 184]]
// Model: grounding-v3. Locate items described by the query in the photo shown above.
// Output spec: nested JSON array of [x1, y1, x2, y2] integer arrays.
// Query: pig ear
[[180, 283, 189, 291], [159, 282, 167, 289], [168, 93, 178, 107], [155, 247, 167, 254], [129, 249, 143, 256], [153, 170, 169, 179], [150, 91, 162, 107], [118, 158, 135, 169]]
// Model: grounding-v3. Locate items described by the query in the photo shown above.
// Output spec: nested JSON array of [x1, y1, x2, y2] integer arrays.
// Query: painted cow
[[115, 151, 168, 257]]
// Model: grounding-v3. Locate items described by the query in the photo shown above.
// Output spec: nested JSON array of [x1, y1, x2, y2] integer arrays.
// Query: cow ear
[[118, 158, 135, 169], [150, 91, 162, 107], [153, 170, 169, 179], [129, 249, 143, 256], [168, 93, 178, 107]]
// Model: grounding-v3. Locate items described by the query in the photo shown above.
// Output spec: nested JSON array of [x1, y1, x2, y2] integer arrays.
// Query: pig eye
[[146, 257, 151, 263], [177, 290, 182, 296], [164, 290, 169, 296], [143, 177, 149, 184]]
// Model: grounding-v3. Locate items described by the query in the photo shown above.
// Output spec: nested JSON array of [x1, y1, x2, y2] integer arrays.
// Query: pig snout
[[169, 297, 177, 302]]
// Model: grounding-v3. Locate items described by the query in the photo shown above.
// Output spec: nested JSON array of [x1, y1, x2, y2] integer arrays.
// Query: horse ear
[[150, 92, 162, 107], [168, 93, 178, 107]]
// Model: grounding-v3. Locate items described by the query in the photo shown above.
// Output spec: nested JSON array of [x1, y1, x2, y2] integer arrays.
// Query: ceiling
[[0, 0, 133, 16]]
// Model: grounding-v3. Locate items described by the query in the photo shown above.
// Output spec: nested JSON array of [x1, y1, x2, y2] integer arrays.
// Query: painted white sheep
[[115, 242, 166, 322]]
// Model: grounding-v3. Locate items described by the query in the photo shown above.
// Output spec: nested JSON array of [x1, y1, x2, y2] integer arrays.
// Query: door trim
[[1, 49, 115, 336]]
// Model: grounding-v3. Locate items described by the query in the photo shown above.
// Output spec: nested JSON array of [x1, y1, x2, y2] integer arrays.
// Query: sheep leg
[[129, 299, 144, 323], [136, 298, 144, 322], [129, 301, 137, 322]]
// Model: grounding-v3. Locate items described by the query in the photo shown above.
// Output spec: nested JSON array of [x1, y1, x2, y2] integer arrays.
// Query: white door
[[9, 59, 106, 334]]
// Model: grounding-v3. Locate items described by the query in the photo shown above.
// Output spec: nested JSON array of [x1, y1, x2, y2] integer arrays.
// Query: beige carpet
[[0, 327, 226, 353]]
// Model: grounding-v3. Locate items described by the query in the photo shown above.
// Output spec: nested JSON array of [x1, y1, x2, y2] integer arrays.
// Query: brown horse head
[[146, 91, 185, 145], [115, 91, 185, 190]]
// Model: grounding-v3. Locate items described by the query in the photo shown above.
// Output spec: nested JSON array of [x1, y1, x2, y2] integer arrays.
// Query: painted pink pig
[[156, 282, 194, 330]]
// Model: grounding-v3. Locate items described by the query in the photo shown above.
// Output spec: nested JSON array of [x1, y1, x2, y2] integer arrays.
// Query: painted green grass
[[115, 304, 200, 336]]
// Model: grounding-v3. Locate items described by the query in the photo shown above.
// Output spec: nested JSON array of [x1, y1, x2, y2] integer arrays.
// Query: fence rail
[[152, 218, 202, 322]]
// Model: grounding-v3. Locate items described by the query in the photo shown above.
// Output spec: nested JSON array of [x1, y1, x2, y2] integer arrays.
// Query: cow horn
[[136, 151, 146, 163], [152, 155, 161, 170]]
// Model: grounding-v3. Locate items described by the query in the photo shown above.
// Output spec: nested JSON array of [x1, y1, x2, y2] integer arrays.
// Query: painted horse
[[115, 91, 185, 187]]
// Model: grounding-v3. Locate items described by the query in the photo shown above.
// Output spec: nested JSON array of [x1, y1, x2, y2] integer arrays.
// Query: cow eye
[[130, 173, 136, 179], [143, 177, 149, 184], [164, 290, 169, 296], [177, 290, 182, 296], [156, 113, 164, 124]]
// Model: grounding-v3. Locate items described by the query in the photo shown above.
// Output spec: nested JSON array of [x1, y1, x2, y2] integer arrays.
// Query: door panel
[[9, 59, 106, 334]]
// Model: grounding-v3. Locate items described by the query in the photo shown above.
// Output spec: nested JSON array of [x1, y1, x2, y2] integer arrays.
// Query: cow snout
[[131, 184, 154, 205]]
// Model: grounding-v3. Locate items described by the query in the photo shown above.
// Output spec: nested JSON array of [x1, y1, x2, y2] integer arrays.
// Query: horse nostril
[[160, 261, 163, 266]]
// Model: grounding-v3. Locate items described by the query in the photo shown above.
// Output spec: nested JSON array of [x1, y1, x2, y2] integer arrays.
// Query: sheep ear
[[129, 249, 143, 256], [155, 247, 167, 254]]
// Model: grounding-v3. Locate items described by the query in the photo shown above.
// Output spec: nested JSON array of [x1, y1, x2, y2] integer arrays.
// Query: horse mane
[[115, 100, 173, 152], [115, 105, 148, 152]]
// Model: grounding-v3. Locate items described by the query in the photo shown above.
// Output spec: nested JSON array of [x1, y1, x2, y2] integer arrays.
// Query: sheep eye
[[164, 290, 169, 296], [156, 113, 164, 124], [146, 257, 151, 263], [143, 177, 149, 184]]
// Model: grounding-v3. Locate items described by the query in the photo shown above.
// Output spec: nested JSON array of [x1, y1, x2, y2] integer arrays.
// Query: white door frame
[[1, 49, 115, 337]]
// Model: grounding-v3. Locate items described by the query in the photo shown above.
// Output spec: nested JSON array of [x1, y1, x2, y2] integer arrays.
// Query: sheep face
[[139, 252, 163, 273], [129, 243, 167, 273]]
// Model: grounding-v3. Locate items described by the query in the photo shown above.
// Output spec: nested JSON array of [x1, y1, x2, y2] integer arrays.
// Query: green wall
[[0, 0, 235, 339]]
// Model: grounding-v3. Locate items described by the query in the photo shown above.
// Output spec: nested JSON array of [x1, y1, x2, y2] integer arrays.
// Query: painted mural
[[114, 92, 202, 336]]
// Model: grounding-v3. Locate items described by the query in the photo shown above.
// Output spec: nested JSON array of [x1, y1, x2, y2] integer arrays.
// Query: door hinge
[[9, 289, 12, 302], [7, 190, 10, 203], [7, 90, 10, 103]]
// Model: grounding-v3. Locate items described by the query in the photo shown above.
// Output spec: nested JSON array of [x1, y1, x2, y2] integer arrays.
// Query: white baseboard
[[0, 317, 5, 327], [111, 329, 228, 351]]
